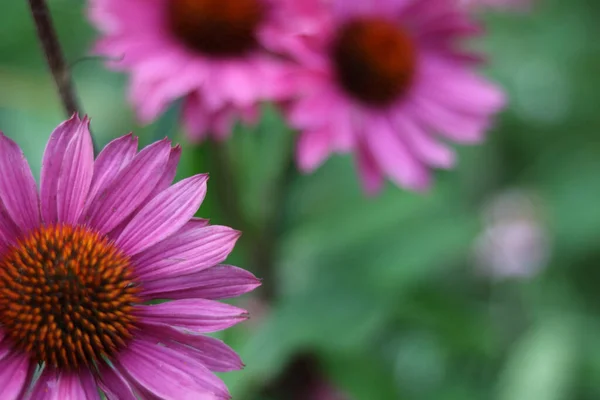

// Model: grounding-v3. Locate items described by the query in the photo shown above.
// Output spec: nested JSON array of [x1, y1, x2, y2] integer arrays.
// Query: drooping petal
[[57, 117, 94, 224], [97, 365, 138, 400], [115, 174, 208, 255], [364, 116, 430, 191], [0, 133, 40, 234], [116, 338, 229, 399], [136, 299, 248, 333], [392, 113, 455, 168], [40, 114, 80, 224], [83, 138, 171, 234], [296, 127, 335, 172], [142, 265, 260, 301], [133, 225, 240, 281], [0, 351, 33, 400], [87, 133, 138, 207], [27, 368, 101, 400], [356, 140, 384, 195], [182, 93, 210, 142], [144, 324, 244, 372]]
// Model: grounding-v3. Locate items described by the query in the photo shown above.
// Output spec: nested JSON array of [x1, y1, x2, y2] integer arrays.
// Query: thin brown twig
[[27, 0, 81, 116]]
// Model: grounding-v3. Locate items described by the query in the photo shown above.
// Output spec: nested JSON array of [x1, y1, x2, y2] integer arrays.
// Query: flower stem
[[27, 0, 81, 116]]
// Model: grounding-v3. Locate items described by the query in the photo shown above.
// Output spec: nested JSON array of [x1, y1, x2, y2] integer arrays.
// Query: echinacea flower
[[89, 0, 293, 141], [283, 0, 505, 193], [0, 115, 259, 399]]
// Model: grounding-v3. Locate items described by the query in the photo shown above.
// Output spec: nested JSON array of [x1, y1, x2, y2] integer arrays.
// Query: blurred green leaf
[[323, 350, 401, 400], [496, 317, 580, 400]]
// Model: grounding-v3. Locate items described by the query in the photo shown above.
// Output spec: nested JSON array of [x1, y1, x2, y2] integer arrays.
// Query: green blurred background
[[1, 0, 599, 399]]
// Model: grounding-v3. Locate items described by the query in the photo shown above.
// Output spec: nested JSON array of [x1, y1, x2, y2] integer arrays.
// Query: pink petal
[[0, 351, 32, 400], [129, 54, 205, 124], [103, 145, 183, 241], [83, 139, 171, 235], [116, 174, 208, 255], [136, 299, 248, 333], [392, 114, 456, 168], [121, 215, 208, 247], [133, 225, 240, 281], [364, 116, 431, 191], [87, 133, 138, 207], [413, 59, 505, 143], [97, 365, 138, 400], [57, 117, 94, 224], [184, 217, 211, 229], [116, 338, 229, 399], [287, 90, 337, 128], [130, 217, 208, 242], [182, 93, 210, 142], [413, 96, 489, 143], [148, 145, 182, 199], [296, 127, 334, 172], [356, 140, 384, 195], [145, 324, 244, 372], [142, 265, 260, 301], [219, 60, 263, 106], [27, 368, 100, 400], [430, 66, 506, 114], [0, 133, 40, 234], [40, 114, 80, 224], [0, 200, 20, 250]]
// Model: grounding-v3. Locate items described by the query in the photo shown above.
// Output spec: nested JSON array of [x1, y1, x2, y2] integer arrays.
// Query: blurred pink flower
[[283, 0, 505, 193], [89, 0, 294, 141], [0, 115, 260, 399]]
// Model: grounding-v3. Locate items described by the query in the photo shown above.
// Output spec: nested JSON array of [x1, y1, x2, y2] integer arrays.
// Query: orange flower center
[[0, 224, 140, 371], [167, 0, 265, 57], [331, 17, 417, 106]]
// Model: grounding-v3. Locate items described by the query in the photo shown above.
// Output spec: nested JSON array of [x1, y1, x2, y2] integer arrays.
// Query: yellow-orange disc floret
[[0, 224, 141, 371]]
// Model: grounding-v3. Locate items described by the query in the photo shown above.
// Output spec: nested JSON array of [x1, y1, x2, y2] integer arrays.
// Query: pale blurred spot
[[474, 189, 551, 280]]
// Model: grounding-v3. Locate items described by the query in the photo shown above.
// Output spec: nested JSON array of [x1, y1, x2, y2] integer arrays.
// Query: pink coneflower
[[0, 115, 259, 399], [283, 0, 505, 193], [89, 0, 293, 141]]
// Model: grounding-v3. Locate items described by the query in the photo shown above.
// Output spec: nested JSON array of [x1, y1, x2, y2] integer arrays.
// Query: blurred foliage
[[1, 0, 600, 399]]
